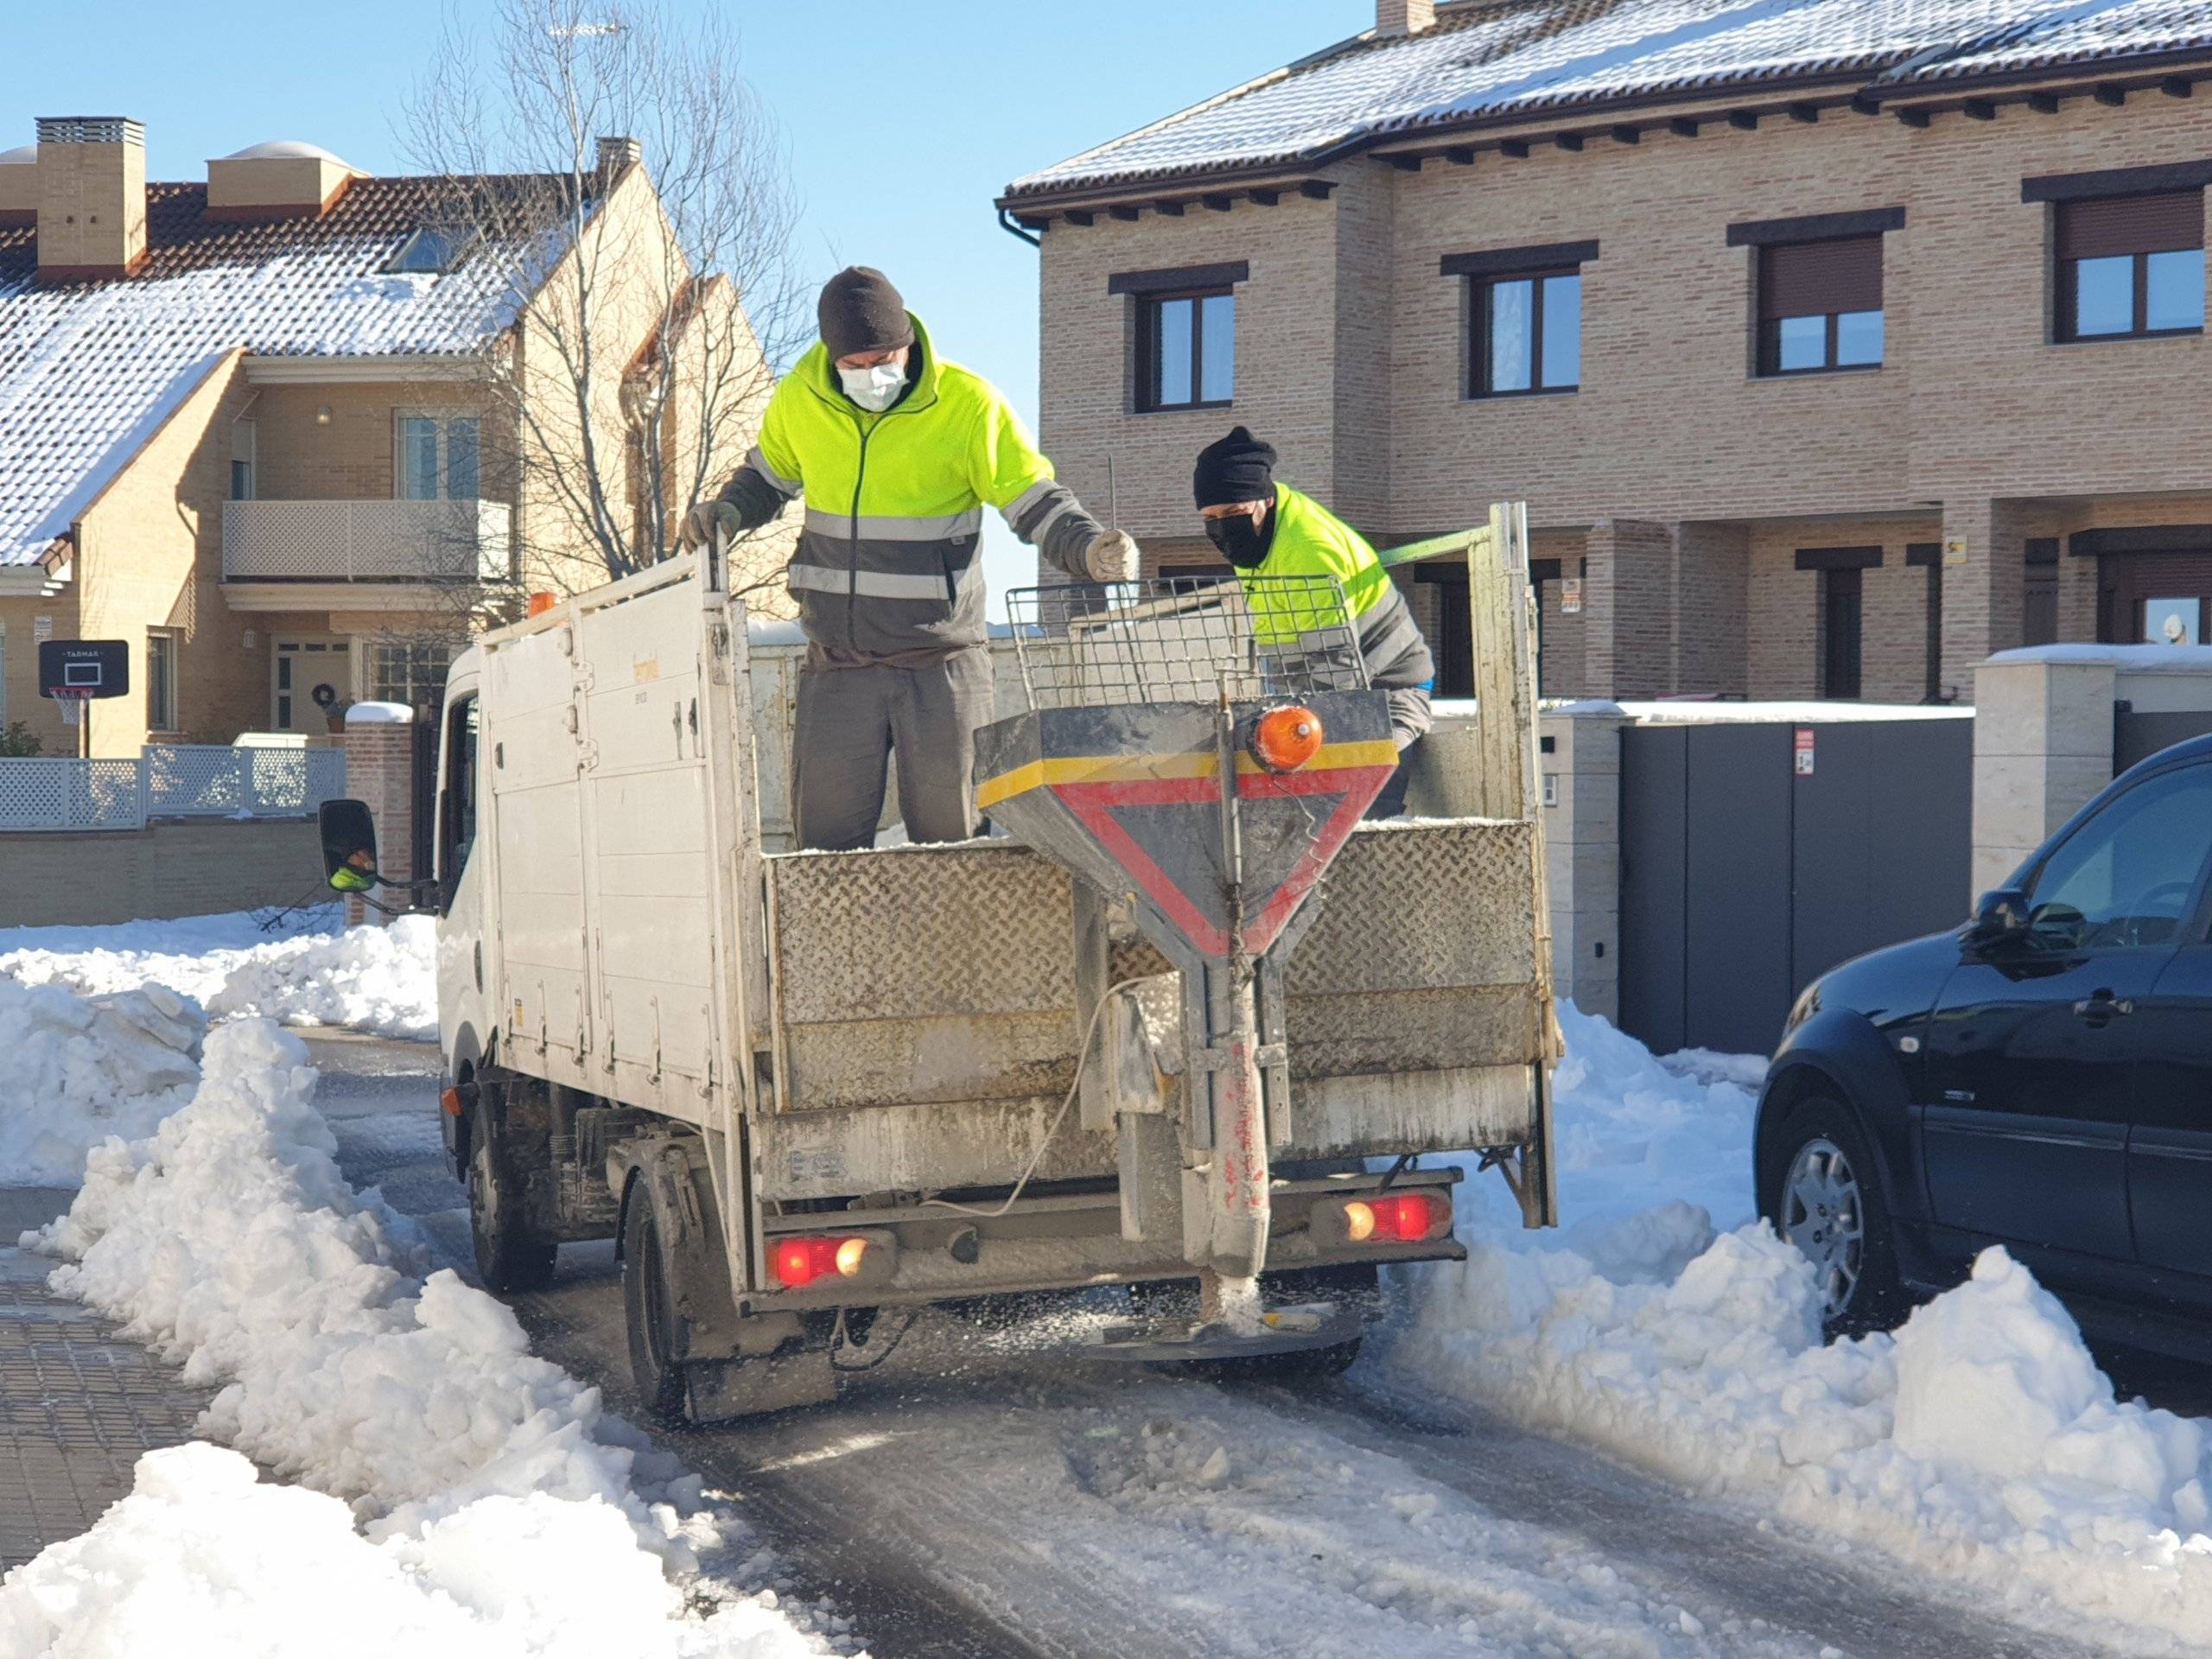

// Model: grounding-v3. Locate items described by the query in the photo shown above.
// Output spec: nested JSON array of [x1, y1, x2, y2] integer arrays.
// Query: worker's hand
[[682, 499, 744, 550], [1084, 529, 1141, 584]]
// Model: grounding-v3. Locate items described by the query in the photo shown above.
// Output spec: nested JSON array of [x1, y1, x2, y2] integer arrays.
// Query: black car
[[1758, 732, 2212, 1343]]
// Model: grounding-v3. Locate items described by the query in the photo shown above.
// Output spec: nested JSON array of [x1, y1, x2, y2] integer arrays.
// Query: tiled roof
[[0, 176, 565, 568], [1006, 0, 2212, 200]]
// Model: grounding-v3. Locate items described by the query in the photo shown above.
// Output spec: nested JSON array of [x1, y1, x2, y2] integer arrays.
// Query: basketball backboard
[[38, 639, 130, 700]]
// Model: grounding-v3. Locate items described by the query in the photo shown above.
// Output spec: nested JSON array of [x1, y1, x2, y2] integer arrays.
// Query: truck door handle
[[2072, 992, 2134, 1026]]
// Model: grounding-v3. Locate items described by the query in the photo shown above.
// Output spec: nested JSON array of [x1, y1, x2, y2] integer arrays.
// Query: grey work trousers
[[790, 648, 995, 851]]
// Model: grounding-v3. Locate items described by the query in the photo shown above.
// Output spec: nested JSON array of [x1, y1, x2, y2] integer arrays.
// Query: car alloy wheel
[[1782, 1136, 1865, 1318]]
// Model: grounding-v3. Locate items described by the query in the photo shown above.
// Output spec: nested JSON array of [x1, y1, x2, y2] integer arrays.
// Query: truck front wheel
[[469, 1094, 558, 1294]]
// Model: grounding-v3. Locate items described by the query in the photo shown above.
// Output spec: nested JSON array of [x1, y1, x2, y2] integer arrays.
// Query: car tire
[[622, 1190, 687, 1424], [1761, 1096, 1906, 1338], [469, 1093, 558, 1294]]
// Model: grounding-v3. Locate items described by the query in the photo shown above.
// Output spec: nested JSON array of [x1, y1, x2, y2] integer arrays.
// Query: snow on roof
[[1989, 642, 2212, 671], [1006, 0, 2212, 199], [220, 140, 352, 164], [0, 175, 567, 568]]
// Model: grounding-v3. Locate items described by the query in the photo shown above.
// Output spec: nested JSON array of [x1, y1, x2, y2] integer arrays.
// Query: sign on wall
[[1561, 576, 1584, 615], [1794, 727, 1815, 777]]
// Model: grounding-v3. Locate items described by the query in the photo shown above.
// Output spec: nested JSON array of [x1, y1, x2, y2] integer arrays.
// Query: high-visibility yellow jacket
[[1243, 483, 1436, 748], [725, 313, 1097, 658]]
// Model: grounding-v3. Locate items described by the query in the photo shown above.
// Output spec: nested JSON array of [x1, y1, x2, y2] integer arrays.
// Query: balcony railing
[[223, 499, 512, 584]]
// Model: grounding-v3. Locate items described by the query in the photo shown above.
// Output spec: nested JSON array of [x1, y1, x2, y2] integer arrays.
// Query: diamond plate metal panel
[[1288, 820, 1538, 996]]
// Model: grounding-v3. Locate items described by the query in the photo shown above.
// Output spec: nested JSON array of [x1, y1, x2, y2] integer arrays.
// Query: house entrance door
[[2099, 550, 2212, 647], [270, 637, 353, 734]]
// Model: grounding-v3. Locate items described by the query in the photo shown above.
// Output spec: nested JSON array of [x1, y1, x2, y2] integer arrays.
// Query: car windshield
[[2028, 763, 2212, 950]]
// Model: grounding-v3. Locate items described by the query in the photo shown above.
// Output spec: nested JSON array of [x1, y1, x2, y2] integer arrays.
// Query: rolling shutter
[[1760, 235, 1883, 320], [2057, 190, 2205, 259]]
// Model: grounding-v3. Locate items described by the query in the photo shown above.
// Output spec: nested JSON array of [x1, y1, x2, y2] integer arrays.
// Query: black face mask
[[1205, 512, 1270, 569]]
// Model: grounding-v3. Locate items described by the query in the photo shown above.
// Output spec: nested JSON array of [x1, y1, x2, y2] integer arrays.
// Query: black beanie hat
[[1193, 426, 1277, 509], [817, 266, 915, 360]]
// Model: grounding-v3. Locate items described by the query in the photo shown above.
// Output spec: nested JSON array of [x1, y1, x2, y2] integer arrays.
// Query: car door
[[2122, 802, 2212, 1283], [1920, 760, 2212, 1271]]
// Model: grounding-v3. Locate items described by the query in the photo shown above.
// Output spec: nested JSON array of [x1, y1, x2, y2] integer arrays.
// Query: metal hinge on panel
[[579, 741, 601, 772]]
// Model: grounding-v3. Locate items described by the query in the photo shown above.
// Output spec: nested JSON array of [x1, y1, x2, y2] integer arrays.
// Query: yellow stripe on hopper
[[976, 740, 1397, 810]]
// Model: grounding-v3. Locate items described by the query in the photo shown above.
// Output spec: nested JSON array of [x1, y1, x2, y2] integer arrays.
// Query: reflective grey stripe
[[801, 506, 983, 541], [786, 562, 956, 601], [1003, 478, 1058, 522], [746, 446, 801, 499], [1013, 496, 1079, 543]]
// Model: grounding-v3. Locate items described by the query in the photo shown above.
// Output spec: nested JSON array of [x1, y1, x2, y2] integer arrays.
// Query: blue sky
[[7, 0, 1362, 607]]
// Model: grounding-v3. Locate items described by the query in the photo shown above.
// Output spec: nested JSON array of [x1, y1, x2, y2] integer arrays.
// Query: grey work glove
[[1084, 529, 1141, 583], [682, 499, 744, 550]]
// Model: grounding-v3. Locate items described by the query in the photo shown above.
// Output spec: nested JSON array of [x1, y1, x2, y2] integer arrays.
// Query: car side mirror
[[1967, 887, 2031, 949], [320, 798, 381, 893]]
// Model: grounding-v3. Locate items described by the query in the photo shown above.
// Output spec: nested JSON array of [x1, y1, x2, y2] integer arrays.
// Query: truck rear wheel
[[622, 1190, 686, 1423], [469, 1092, 558, 1294]]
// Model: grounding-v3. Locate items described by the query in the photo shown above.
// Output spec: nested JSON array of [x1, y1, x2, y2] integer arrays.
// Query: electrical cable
[[920, 974, 1160, 1220]]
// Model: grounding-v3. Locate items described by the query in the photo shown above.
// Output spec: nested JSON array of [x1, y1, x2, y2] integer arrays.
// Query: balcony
[[222, 499, 512, 611]]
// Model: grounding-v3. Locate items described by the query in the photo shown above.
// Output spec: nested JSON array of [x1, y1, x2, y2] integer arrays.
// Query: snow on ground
[[0, 976, 205, 1186], [0, 906, 437, 1043], [1395, 1004, 2212, 1649], [4, 1020, 836, 1657]]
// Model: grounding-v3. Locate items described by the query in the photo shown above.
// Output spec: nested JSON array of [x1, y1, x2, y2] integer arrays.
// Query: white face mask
[[838, 360, 906, 411]]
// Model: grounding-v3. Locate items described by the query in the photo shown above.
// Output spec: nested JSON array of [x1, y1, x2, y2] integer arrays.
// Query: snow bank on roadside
[[0, 976, 204, 1185], [207, 913, 437, 1042], [0, 906, 437, 1044], [1398, 1006, 2212, 1647], [10, 1020, 831, 1656]]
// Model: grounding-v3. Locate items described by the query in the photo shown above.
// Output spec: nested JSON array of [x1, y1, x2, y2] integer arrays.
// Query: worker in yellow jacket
[[690, 268, 1138, 849], [1193, 426, 1434, 817]]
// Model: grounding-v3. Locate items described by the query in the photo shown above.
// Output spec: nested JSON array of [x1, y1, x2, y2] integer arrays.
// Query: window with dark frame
[[1135, 289, 1235, 412], [1758, 236, 1885, 375], [1473, 268, 1581, 396], [1908, 543, 1944, 702], [146, 631, 179, 733], [2024, 538, 2060, 647], [2056, 190, 2205, 342], [1797, 547, 1878, 700]]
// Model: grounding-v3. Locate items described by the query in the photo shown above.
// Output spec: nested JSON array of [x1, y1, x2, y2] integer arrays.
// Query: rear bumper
[[748, 1169, 1464, 1313]]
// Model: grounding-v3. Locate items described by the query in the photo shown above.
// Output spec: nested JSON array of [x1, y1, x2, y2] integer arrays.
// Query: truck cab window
[[439, 694, 480, 901]]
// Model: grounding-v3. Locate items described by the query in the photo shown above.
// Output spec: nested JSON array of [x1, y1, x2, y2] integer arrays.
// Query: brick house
[[0, 118, 783, 757], [999, 0, 2212, 702]]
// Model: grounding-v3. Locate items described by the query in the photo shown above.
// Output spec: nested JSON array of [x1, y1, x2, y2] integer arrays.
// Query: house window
[[369, 640, 452, 709], [385, 225, 478, 275], [146, 631, 179, 732], [1137, 289, 1234, 411], [230, 418, 256, 501], [1474, 270, 1581, 396], [399, 416, 481, 500], [2056, 191, 2205, 341], [1758, 236, 1884, 374]]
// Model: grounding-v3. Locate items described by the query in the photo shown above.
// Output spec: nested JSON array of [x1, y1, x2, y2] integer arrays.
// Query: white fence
[[0, 746, 347, 832], [223, 499, 512, 583]]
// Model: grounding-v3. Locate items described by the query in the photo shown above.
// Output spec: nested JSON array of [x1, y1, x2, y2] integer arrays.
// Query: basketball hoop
[[53, 689, 92, 727]]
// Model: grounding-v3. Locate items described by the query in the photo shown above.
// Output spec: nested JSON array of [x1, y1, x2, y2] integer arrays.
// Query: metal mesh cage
[[1003, 576, 1368, 712]]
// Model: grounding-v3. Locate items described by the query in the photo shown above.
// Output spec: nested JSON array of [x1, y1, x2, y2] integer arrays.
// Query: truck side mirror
[[1967, 887, 2031, 950], [320, 798, 381, 893]]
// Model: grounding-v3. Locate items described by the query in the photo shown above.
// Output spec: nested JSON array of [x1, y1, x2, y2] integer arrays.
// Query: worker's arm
[[1357, 582, 1438, 750], [685, 395, 804, 545], [973, 394, 1138, 582]]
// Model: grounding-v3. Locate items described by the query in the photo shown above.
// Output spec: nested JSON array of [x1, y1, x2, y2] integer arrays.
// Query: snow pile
[[1397, 1007, 2212, 1645], [0, 907, 438, 1043], [207, 913, 437, 1042], [10, 1020, 830, 1656], [0, 975, 204, 1185]]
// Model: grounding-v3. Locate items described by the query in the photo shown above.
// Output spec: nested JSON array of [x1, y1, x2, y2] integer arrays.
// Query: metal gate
[[2115, 705, 2212, 772], [1618, 718, 1973, 1057]]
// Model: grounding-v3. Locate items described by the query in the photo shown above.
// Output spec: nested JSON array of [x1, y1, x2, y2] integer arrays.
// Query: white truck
[[319, 518, 1558, 1421]]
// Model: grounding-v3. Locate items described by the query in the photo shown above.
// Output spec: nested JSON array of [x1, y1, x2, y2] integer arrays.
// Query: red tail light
[[770, 1235, 880, 1288], [1338, 1192, 1440, 1244]]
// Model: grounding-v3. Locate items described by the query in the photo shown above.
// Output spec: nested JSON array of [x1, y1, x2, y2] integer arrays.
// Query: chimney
[[1377, 0, 1437, 35], [36, 116, 147, 279], [207, 141, 361, 221], [596, 135, 641, 183]]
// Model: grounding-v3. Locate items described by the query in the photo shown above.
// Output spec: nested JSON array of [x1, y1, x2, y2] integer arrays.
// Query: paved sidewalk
[[0, 1188, 213, 1569]]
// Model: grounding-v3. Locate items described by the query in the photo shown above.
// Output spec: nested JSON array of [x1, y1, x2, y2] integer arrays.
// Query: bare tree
[[399, 0, 806, 607]]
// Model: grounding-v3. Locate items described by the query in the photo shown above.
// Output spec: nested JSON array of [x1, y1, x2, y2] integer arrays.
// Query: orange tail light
[[1252, 705, 1324, 772]]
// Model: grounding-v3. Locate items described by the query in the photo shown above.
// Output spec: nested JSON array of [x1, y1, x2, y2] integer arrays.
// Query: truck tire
[[622, 1190, 686, 1423], [469, 1096, 558, 1294]]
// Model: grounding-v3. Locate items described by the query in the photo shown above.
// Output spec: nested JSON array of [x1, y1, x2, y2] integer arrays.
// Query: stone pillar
[[1582, 519, 1677, 698], [1941, 499, 2031, 702], [1540, 703, 1625, 1022], [1970, 653, 2114, 901], [341, 701, 417, 925]]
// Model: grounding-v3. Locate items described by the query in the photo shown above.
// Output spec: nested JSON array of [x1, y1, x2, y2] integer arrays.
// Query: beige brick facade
[[1027, 84, 2212, 702]]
